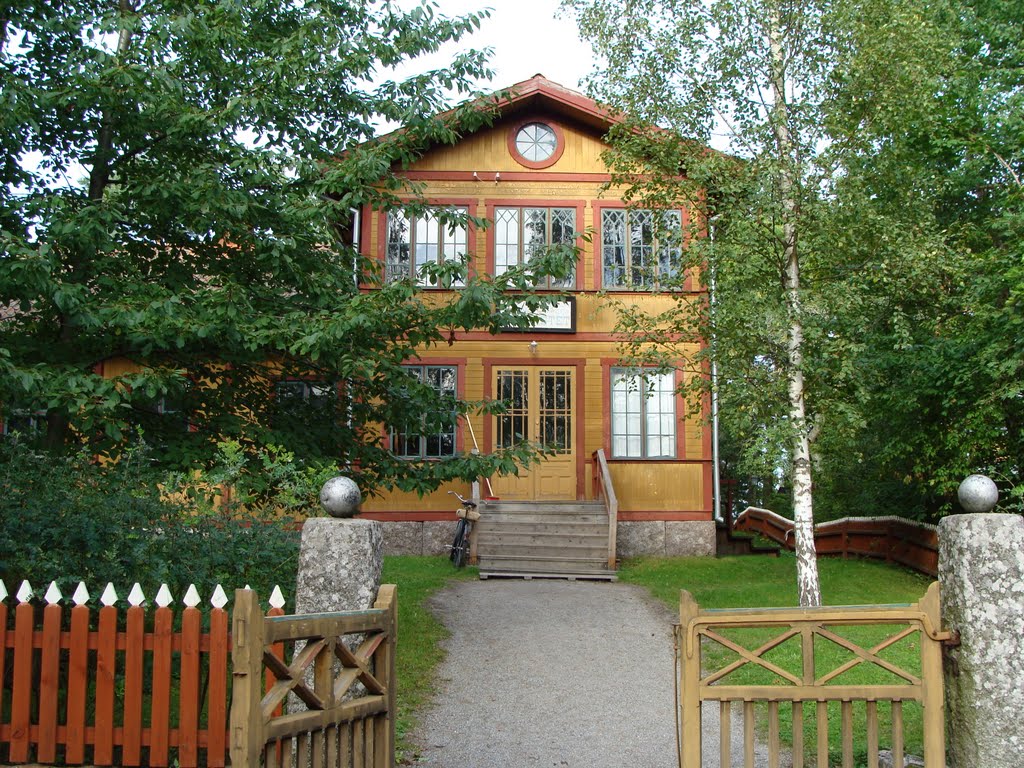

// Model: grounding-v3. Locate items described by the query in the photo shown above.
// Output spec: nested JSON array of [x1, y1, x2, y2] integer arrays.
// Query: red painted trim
[[483, 199, 586, 289], [371, 198, 480, 286], [398, 171, 614, 183], [507, 118, 567, 170], [591, 202, 690, 292], [360, 203, 373, 256], [618, 511, 711, 522]]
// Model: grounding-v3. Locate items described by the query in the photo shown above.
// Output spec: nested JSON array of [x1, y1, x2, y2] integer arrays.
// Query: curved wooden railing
[[592, 449, 618, 569], [735, 506, 939, 576]]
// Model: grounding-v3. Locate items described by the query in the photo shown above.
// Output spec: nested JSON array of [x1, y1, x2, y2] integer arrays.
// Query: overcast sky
[[390, 0, 598, 94]]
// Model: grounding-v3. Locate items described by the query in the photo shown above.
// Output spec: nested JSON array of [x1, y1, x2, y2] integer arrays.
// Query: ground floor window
[[393, 365, 457, 458], [1, 409, 47, 437], [610, 368, 676, 458], [274, 380, 335, 426]]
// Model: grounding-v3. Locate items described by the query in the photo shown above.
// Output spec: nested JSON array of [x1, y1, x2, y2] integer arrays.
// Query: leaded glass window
[[494, 206, 576, 288], [610, 368, 676, 459], [385, 208, 468, 286], [601, 209, 682, 289]]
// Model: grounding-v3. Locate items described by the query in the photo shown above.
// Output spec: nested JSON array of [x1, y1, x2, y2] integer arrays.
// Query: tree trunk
[[46, 0, 136, 452], [768, 4, 822, 608]]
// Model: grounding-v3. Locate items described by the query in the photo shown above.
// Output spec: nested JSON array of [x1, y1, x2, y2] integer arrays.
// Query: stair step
[[478, 520, 607, 533], [477, 532, 609, 547], [482, 501, 606, 513], [477, 554, 610, 569], [479, 570, 617, 582], [482, 513, 609, 524], [477, 543, 609, 558]]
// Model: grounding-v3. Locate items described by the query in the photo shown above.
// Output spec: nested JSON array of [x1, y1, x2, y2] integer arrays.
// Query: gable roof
[[484, 74, 620, 134]]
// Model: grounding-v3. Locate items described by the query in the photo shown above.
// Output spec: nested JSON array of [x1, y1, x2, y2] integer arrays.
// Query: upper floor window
[[602, 209, 682, 289], [385, 208, 468, 286], [515, 123, 558, 162], [610, 368, 676, 459], [392, 365, 458, 459], [494, 207, 576, 289]]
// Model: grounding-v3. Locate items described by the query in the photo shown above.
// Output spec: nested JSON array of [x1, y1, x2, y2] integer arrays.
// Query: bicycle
[[448, 490, 480, 568]]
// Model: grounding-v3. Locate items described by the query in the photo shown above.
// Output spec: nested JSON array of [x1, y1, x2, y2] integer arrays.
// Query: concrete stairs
[[474, 500, 617, 581]]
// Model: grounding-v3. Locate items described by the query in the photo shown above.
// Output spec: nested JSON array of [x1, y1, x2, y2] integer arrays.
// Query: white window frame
[[610, 368, 677, 459], [385, 207, 469, 286], [392, 365, 458, 459], [493, 206, 576, 288], [601, 208, 683, 290]]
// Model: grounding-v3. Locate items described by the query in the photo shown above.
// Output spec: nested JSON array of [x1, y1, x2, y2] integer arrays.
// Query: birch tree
[[567, 0, 855, 606]]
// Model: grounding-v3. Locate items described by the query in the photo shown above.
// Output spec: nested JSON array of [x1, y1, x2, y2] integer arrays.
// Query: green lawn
[[380, 556, 476, 763], [619, 553, 935, 766]]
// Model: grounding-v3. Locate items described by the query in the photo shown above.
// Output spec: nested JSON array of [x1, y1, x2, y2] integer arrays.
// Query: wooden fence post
[[919, 582, 946, 768], [374, 585, 398, 768], [230, 589, 266, 768], [678, 589, 701, 768]]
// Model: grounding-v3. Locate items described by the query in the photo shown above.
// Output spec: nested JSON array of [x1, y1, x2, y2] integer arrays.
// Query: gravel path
[[411, 578, 789, 768], [412, 579, 678, 767]]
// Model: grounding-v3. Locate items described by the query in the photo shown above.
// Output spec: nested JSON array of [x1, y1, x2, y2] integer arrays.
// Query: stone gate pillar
[[938, 513, 1024, 767]]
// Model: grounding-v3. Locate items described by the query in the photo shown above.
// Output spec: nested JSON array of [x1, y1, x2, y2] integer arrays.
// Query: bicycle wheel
[[449, 518, 469, 568]]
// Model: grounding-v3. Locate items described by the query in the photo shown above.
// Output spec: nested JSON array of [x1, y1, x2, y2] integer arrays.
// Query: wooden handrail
[[592, 449, 618, 569], [735, 506, 939, 576]]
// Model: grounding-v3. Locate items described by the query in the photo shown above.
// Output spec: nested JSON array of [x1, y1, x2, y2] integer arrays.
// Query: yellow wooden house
[[357, 76, 715, 572]]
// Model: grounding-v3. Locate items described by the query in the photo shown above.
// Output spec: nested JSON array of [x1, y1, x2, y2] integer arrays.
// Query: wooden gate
[[231, 587, 397, 768], [675, 583, 950, 768]]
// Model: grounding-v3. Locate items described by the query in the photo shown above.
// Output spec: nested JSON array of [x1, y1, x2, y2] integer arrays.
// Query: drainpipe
[[708, 215, 723, 523]]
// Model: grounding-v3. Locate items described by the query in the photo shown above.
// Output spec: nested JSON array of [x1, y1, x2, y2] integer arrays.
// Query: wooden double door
[[490, 366, 578, 500]]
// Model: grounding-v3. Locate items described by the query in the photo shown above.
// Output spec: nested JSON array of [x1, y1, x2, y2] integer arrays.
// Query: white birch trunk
[[768, 4, 822, 608]]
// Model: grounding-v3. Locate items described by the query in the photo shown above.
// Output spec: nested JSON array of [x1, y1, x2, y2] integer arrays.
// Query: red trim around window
[[483, 199, 586, 288], [372, 198, 480, 288], [591, 202, 690, 292], [507, 119, 567, 170], [600, 358, 688, 460]]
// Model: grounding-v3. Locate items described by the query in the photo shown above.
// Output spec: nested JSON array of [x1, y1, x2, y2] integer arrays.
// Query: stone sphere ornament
[[320, 476, 362, 518], [957, 473, 999, 513]]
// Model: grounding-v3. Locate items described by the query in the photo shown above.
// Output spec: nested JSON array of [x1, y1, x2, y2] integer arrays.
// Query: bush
[[0, 438, 301, 603]]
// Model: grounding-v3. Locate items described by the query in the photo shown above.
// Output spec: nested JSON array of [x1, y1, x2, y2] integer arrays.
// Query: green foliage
[[0, 438, 300, 598], [0, 0, 573, 494], [567, 0, 1024, 521]]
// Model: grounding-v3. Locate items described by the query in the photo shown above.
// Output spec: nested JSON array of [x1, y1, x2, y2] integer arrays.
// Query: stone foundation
[[380, 520, 459, 556], [617, 520, 716, 558], [381, 519, 716, 558]]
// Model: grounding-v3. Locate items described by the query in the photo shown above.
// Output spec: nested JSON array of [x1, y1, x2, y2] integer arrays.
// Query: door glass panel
[[538, 369, 572, 454], [496, 370, 529, 448]]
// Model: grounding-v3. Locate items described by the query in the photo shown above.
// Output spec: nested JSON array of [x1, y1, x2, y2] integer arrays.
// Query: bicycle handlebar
[[447, 490, 477, 508]]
